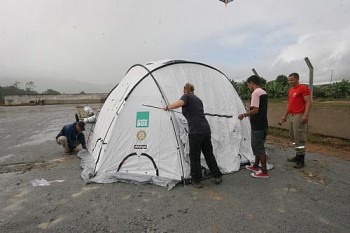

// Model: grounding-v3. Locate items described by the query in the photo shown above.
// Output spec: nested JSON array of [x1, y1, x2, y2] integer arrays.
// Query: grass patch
[[269, 126, 350, 149], [312, 101, 350, 108]]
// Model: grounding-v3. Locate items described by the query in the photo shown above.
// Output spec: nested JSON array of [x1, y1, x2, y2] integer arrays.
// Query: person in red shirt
[[281, 73, 312, 168]]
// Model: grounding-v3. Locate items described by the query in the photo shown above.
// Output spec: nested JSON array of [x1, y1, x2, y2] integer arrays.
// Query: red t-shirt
[[287, 84, 310, 114]]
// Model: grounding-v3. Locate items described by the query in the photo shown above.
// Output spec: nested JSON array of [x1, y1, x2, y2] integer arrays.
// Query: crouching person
[[56, 121, 87, 154]]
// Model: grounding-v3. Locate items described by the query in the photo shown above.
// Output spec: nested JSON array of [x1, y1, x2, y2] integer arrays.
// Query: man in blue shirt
[[56, 121, 87, 154]]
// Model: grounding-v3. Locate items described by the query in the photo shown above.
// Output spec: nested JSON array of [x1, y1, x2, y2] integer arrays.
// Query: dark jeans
[[251, 129, 267, 156], [189, 133, 222, 182]]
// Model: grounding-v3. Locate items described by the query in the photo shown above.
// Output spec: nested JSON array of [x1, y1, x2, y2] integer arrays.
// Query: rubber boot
[[294, 155, 305, 169], [287, 154, 299, 162]]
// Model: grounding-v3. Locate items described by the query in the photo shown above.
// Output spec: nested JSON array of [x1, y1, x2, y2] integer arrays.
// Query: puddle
[[12, 132, 57, 148], [37, 218, 63, 230], [71, 186, 99, 198], [0, 154, 16, 163], [0, 158, 67, 174]]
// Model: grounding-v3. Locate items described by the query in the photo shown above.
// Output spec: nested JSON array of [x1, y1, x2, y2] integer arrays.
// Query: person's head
[[183, 82, 195, 94], [288, 73, 300, 87], [246, 75, 261, 91], [76, 121, 85, 133]]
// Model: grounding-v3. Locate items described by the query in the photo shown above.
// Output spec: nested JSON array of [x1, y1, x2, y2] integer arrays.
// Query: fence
[[268, 102, 350, 140], [4, 94, 108, 106]]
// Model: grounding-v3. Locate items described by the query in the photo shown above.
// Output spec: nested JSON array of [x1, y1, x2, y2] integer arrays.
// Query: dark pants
[[251, 129, 267, 156], [189, 133, 222, 182]]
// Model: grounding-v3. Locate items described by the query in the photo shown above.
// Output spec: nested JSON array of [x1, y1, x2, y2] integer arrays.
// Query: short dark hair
[[247, 75, 261, 86], [289, 73, 299, 79], [77, 121, 85, 131]]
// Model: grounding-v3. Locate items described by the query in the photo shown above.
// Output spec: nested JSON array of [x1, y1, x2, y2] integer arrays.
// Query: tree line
[[1, 77, 349, 105], [0, 81, 61, 104], [231, 75, 350, 100]]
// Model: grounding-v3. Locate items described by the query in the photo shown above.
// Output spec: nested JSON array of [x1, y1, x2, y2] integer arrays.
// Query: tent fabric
[[79, 60, 254, 190]]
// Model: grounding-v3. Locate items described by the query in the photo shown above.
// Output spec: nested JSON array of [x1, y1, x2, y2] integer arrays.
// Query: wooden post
[[304, 57, 314, 100], [252, 68, 259, 77]]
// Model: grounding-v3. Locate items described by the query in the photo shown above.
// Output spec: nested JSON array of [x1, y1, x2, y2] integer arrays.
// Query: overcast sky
[[1, 0, 349, 92]]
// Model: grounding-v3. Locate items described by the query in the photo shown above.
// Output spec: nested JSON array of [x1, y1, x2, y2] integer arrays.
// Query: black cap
[[77, 121, 85, 131]]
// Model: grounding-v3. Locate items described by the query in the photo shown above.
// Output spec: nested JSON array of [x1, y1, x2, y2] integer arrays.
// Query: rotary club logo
[[137, 130, 146, 140]]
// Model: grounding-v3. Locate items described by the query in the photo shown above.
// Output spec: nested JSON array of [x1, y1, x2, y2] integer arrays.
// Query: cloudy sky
[[1, 0, 349, 93]]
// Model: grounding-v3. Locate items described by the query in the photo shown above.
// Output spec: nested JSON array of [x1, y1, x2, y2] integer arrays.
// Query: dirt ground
[[267, 135, 350, 161]]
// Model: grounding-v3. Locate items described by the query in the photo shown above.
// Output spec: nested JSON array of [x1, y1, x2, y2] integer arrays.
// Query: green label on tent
[[136, 111, 149, 128]]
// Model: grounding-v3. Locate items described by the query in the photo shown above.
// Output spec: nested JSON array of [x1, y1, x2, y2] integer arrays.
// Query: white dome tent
[[79, 60, 254, 189]]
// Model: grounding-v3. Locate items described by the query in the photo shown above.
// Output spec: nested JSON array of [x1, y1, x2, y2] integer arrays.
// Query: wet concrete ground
[[0, 105, 349, 233]]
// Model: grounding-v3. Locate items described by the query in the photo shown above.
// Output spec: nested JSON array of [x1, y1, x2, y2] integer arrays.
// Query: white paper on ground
[[31, 178, 65, 187]]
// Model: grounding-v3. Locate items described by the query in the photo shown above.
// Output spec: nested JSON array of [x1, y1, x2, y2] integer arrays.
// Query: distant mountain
[[0, 78, 116, 94]]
